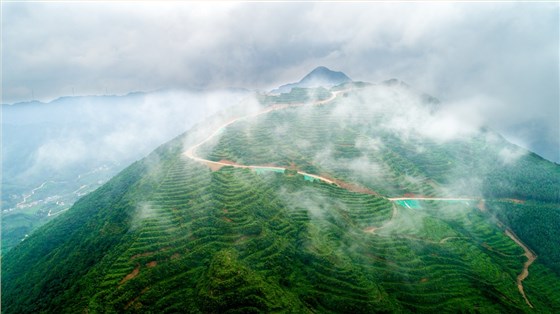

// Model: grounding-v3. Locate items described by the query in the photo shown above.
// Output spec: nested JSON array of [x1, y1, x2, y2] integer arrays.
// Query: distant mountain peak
[[271, 66, 352, 94], [299, 66, 352, 85]]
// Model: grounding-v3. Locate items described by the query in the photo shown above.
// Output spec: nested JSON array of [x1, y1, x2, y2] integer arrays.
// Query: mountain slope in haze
[[2, 78, 559, 313], [1, 89, 248, 254], [271, 66, 352, 94]]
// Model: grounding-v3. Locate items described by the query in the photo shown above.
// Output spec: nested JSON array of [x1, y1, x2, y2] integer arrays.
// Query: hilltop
[[271, 66, 352, 94]]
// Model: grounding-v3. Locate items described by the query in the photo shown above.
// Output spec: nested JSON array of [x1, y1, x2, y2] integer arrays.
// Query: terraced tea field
[[179, 88, 559, 312], [84, 153, 560, 312]]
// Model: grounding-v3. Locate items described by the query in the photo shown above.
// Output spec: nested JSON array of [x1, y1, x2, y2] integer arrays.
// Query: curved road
[[505, 229, 536, 308], [184, 90, 346, 186]]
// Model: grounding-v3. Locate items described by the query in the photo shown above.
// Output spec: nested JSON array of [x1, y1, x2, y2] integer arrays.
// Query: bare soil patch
[[120, 265, 140, 285], [333, 178, 379, 196], [146, 261, 157, 268]]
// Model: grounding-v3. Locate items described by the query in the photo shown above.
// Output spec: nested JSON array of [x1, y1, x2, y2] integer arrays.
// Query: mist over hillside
[[3, 2, 558, 312], [1, 88, 249, 253], [2, 70, 559, 313], [5, 2, 558, 163]]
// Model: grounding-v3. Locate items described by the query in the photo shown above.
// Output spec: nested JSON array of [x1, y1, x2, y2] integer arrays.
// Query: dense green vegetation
[[3, 85, 559, 313], [5, 155, 559, 312], [487, 200, 560, 276], [1, 134, 186, 314]]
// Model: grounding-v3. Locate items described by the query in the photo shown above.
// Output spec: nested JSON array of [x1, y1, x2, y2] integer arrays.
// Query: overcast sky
[[2, 2, 558, 161]]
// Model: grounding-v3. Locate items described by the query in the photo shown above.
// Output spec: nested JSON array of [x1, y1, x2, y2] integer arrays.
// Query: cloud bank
[[2, 2, 558, 161]]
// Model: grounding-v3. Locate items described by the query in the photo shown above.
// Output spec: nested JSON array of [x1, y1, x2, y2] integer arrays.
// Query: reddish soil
[[505, 229, 536, 308], [125, 287, 149, 310], [170, 253, 180, 260], [125, 297, 140, 310], [206, 162, 225, 172], [222, 217, 233, 223], [420, 278, 429, 283], [217, 159, 238, 165], [333, 178, 379, 196], [146, 261, 157, 268], [120, 266, 140, 285]]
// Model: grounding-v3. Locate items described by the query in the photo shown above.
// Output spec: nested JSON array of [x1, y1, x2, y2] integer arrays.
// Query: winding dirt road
[[505, 229, 536, 308], [184, 90, 346, 186]]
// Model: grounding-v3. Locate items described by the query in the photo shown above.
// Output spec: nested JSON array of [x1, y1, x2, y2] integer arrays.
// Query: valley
[[1, 164, 116, 253]]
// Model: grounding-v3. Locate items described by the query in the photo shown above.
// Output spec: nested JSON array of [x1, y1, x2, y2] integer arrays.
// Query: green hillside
[[2, 85, 559, 313]]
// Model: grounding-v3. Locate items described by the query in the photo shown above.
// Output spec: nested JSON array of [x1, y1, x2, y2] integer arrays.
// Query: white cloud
[[498, 146, 527, 165], [2, 2, 557, 161], [33, 138, 88, 170]]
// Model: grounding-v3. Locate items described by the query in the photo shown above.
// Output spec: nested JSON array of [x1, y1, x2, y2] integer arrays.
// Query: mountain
[[271, 66, 352, 94], [2, 82, 559, 313]]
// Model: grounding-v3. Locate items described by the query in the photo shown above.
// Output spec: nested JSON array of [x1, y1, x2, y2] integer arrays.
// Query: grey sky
[[2, 2, 558, 161]]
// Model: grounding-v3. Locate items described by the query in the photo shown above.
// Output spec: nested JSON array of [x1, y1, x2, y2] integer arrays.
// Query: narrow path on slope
[[505, 229, 536, 308], [391, 197, 537, 308], [184, 90, 346, 186]]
